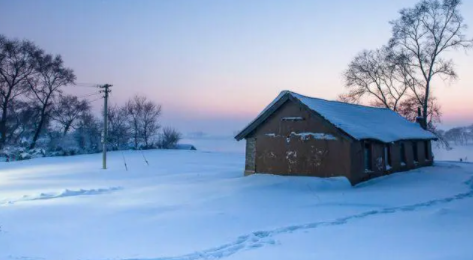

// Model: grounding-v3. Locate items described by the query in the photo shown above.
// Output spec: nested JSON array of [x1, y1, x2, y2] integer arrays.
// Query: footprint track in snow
[[7, 164, 473, 260], [125, 175, 473, 260], [8, 179, 473, 260]]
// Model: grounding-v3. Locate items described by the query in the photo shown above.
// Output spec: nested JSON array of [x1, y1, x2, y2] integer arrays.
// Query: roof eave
[[360, 136, 438, 144], [234, 93, 292, 141]]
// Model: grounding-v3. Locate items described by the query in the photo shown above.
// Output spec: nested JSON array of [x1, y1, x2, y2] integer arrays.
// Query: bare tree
[[389, 0, 473, 127], [341, 47, 413, 111], [0, 35, 40, 146], [107, 104, 130, 150], [126, 96, 143, 149], [157, 127, 181, 149], [125, 95, 161, 149], [5, 100, 38, 144], [141, 99, 161, 148], [397, 95, 441, 125], [27, 54, 75, 149], [444, 127, 466, 145], [444, 125, 473, 145], [74, 112, 101, 152], [52, 95, 89, 136]]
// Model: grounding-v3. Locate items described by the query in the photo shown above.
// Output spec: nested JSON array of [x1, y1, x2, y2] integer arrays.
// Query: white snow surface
[[1, 147, 473, 260], [1, 187, 122, 205], [237, 91, 436, 143], [433, 142, 472, 162]]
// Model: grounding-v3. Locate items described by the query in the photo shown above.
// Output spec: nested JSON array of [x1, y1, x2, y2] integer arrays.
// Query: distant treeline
[[0, 35, 180, 160], [438, 125, 473, 146]]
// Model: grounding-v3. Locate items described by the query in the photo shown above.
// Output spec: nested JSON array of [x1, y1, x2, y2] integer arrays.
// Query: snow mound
[[1, 187, 122, 205]]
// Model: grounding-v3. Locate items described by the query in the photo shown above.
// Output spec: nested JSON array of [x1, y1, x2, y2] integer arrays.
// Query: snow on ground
[[433, 142, 472, 162], [0, 140, 472, 260], [0, 187, 122, 206]]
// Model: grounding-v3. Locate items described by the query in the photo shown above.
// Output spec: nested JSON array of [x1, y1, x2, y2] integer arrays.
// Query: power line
[[78, 92, 101, 99], [86, 96, 103, 104], [64, 82, 100, 88], [75, 82, 101, 86]]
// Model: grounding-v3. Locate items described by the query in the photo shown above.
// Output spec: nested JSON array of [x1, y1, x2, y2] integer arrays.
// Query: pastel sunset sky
[[1, 0, 472, 135]]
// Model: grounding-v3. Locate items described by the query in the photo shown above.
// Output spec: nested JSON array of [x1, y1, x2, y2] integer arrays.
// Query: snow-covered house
[[235, 91, 437, 185]]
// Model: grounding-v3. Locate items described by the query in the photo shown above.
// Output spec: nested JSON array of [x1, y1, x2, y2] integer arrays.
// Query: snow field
[[0, 144, 472, 260]]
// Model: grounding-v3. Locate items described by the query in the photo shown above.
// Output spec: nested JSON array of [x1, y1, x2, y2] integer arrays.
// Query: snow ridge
[[125, 174, 473, 260], [0, 187, 122, 205]]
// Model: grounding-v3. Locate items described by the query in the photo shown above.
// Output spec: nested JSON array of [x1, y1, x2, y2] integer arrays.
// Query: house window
[[424, 141, 430, 160], [364, 143, 372, 171], [400, 143, 406, 166], [384, 145, 391, 169], [413, 142, 418, 162]]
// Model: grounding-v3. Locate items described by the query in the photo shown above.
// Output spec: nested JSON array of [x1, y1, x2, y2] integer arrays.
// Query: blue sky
[[1, 0, 472, 135]]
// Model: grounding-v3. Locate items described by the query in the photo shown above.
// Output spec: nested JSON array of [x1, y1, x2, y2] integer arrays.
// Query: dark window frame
[[385, 144, 392, 168], [424, 141, 430, 161], [413, 141, 419, 162], [364, 142, 372, 171], [400, 143, 406, 166]]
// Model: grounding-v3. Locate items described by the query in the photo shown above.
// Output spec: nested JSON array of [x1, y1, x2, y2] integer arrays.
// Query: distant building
[[235, 91, 437, 185]]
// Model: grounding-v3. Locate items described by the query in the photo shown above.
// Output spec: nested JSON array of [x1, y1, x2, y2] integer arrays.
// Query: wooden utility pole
[[99, 84, 112, 169]]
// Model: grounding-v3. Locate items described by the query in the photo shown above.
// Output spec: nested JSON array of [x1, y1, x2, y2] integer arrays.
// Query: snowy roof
[[235, 91, 437, 143]]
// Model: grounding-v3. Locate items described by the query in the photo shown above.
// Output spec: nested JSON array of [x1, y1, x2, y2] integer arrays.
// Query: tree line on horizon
[[439, 124, 473, 146], [0, 35, 181, 160]]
